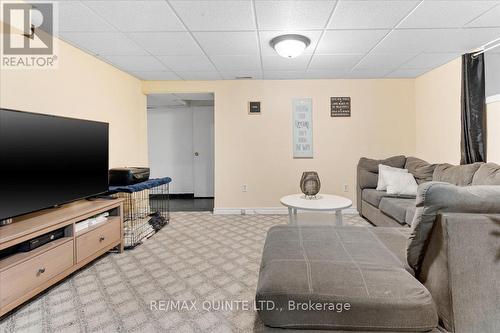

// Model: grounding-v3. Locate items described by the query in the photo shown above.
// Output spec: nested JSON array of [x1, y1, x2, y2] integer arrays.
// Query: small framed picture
[[331, 97, 351, 117], [248, 101, 261, 114]]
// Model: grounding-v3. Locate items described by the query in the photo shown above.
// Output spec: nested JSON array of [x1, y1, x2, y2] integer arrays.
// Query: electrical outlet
[[241, 184, 248, 192], [343, 184, 349, 192]]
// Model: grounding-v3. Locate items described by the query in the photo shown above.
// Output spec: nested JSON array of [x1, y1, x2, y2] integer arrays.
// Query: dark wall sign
[[249, 101, 261, 114], [330, 97, 351, 117]]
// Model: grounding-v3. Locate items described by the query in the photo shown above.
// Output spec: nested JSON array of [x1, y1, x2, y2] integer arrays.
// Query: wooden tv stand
[[0, 199, 124, 317]]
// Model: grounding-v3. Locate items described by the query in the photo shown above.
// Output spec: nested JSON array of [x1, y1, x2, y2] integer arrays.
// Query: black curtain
[[460, 53, 487, 164]]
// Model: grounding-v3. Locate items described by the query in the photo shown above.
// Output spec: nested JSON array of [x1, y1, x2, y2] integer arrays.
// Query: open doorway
[[147, 93, 214, 212]]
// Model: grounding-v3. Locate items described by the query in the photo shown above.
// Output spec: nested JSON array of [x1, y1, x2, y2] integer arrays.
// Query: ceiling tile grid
[[51, 0, 500, 80]]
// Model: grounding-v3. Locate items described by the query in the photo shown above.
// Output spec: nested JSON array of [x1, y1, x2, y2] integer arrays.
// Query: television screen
[[0, 109, 109, 220]]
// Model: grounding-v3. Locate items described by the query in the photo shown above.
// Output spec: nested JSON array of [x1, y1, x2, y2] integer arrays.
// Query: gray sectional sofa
[[256, 158, 500, 332], [357, 155, 500, 227]]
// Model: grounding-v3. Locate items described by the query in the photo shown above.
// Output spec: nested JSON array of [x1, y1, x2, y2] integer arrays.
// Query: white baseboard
[[213, 207, 359, 215]]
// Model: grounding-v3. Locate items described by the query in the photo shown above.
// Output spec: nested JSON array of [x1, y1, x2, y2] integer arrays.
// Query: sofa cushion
[[359, 155, 407, 174], [379, 197, 416, 225], [377, 164, 408, 191], [407, 182, 500, 272], [362, 201, 406, 227], [471, 162, 500, 185], [405, 206, 416, 225], [405, 157, 437, 184], [362, 189, 389, 207], [432, 162, 482, 186], [257, 225, 438, 331], [370, 227, 413, 274], [358, 155, 406, 189], [386, 172, 418, 196]]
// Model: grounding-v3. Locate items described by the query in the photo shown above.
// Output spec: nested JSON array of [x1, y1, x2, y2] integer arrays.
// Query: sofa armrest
[[414, 182, 500, 213], [419, 213, 500, 333], [356, 164, 379, 215], [407, 182, 500, 272]]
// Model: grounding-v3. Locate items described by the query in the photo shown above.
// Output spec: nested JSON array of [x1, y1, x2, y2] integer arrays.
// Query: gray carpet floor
[[0, 212, 369, 333]]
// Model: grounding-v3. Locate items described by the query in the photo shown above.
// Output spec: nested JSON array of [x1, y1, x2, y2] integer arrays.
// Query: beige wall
[[143, 79, 416, 209], [415, 57, 500, 164], [415, 58, 462, 164], [0, 37, 148, 168], [488, 102, 500, 163]]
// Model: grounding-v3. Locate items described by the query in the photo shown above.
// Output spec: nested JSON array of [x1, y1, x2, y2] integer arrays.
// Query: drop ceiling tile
[[329, 0, 418, 29], [401, 53, 459, 69], [399, 1, 498, 28], [169, 0, 255, 31], [309, 54, 363, 70], [386, 68, 430, 78], [127, 32, 203, 56], [210, 55, 261, 71], [305, 69, 350, 79], [466, 4, 500, 27], [157, 55, 216, 72], [59, 32, 147, 56], [85, 1, 184, 32], [316, 30, 389, 54], [220, 71, 263, 80], [255, 0, 336, 30], [259, 30, 322, 56], [264, 71, 306, 80], [99, 55, 168, 72], [355, 53, 416, 70], [193, 32, 259, 56], [132, 71, 181, 81], [177, 72, 222, 80], [262, 55, 311, 71], [348, 68, 395, 79], [372, 28, 500, 54], [58, 1, 115, 32], [371, 30, 435, 54]]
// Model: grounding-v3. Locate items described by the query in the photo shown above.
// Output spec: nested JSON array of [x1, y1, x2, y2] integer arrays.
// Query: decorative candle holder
[[300, 171, 321, 199]]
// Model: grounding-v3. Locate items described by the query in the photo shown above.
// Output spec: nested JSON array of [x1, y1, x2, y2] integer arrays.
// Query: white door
[[192, 107, 214, 197]]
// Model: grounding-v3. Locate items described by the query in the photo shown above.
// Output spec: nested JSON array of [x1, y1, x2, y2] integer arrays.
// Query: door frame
[[146, 91, 216, 202]]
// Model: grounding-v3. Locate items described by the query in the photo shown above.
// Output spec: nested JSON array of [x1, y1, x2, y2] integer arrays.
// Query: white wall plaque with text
[[292, 98, 313, 158]]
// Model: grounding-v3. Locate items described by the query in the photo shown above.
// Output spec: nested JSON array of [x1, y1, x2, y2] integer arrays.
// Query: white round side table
[[280, 194, 353, 226]]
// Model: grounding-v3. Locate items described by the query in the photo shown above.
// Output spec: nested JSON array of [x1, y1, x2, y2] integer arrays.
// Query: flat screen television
[[0, 109, 109, 221]]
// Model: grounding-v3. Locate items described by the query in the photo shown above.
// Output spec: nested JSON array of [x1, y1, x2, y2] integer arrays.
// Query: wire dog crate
[[109, 177, 171, 249]]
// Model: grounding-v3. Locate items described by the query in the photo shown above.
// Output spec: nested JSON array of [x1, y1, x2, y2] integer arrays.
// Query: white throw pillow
[[386, 172, 418, 196], [377, 165, 408, 191]]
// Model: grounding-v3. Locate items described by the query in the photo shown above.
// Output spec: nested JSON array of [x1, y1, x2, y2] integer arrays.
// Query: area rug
[[0, 212, 369, 333]]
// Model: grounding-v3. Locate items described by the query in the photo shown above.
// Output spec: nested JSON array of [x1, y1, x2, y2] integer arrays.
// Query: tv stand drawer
[[76, 218, 120, 263], [0, 240, 74, 307]]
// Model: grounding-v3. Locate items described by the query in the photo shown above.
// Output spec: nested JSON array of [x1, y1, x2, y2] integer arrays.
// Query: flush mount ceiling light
[[270, 34, 311, 59]]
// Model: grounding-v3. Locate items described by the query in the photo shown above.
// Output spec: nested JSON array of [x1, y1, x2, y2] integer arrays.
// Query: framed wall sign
[[331, 97, 351, 117], [292, 98, 313, 158], [248, 101, 261, 114]]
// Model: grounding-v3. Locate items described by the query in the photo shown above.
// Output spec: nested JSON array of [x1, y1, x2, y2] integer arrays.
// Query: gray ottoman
[[256, 225, 437, 331]]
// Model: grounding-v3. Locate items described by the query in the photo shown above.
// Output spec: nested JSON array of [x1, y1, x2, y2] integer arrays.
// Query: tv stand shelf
[[0, 237, 73, 272], [0, 199, 124, 317]]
